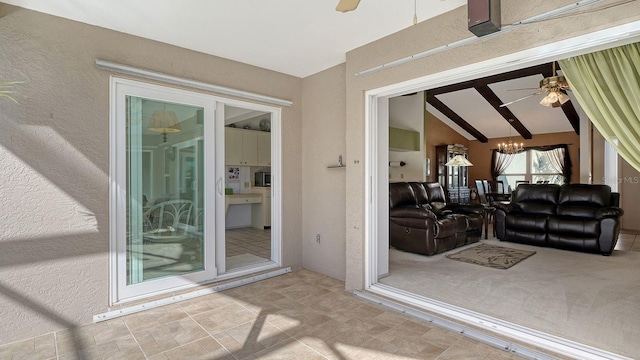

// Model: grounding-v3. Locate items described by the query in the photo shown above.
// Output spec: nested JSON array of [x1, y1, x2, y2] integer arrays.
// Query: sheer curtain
[[539, 144, 572, 183], [491, 149, 514, 180], [559, 42, 640, 172]]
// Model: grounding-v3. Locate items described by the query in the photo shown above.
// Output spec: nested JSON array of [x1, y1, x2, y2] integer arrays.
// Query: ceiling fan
[[336, 0, 361, 12], [500, 62, 571, 108]]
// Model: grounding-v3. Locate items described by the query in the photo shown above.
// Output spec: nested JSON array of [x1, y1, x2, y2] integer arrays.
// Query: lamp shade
[[445, 154, 473, 167], [148, 110, 181, 142], [148, 110, 181, 133]]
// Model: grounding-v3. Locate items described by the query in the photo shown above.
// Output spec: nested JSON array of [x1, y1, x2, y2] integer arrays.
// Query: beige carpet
[[446, 243, 536, 269], [381, 239, 640, 358]]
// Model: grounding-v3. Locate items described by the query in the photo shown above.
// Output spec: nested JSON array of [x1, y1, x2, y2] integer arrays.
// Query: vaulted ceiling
[[426, 62, 583, 142]]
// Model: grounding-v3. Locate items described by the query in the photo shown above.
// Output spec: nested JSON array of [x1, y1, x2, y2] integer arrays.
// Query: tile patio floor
[[0, 269, 526, 360]]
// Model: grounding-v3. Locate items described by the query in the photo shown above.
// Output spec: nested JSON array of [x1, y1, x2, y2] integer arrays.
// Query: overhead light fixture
[[539, 62, 571, 108], [539, 89, 571, 108], [497, 119, 524, 155], [148, 109, 181, 142]]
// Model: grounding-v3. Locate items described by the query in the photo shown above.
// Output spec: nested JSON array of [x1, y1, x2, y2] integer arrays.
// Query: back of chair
[[487, 180, 505, 194], [143, 199, 194, 232], [475, 179, 489, 205]]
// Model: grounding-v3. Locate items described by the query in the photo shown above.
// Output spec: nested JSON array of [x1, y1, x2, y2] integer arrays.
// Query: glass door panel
[[127, 97, 206, 284]]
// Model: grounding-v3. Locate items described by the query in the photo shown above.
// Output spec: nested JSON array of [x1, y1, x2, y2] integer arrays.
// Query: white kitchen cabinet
[[257, 132, 271, 166], [251, 187, 271, 229], [225, 128, 258, 166]]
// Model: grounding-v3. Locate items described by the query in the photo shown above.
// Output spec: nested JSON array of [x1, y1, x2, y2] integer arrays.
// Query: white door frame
[[109, 77, 282, 304], [364, 21, 640, 359]]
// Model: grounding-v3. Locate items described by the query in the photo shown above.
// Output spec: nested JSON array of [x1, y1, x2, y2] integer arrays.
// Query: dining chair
[[143, 199, 194, 234], [475, 179, 494, 239]]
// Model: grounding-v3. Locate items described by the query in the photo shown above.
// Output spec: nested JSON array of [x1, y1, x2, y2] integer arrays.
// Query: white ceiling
[[427, 69, 580, 140], [1, 0, 467, 78]]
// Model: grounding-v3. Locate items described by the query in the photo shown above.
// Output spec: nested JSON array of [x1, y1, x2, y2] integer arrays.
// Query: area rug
[[445, 243, 536, 269]]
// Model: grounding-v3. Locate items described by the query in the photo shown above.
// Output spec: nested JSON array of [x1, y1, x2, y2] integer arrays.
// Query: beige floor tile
[[148, 337, 234, 360], [1, 268, 559, 359], [0, 333, 56, 360]]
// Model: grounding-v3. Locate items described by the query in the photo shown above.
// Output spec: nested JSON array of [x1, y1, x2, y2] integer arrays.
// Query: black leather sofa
[[389, 182, 484, 256], [494, 183, 624, 255]]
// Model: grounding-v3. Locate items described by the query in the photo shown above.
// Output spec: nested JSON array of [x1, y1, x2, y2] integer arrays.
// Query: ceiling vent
[[468, 0, 501, 37]]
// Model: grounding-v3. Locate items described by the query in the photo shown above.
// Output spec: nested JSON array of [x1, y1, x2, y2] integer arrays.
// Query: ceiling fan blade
[[499, 92, 541, 107], [336, 0, 361, 12]]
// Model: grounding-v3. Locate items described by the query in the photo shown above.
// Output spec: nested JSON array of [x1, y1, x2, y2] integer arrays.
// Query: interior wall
[[620, 158, 640, 231], [389, 92, 425, 182], [0, 4, 302, 344], [343, 0, 640, 290], [301, 64, 347, 281], [467, 131, 581, 184], [424, 111, 470, 182]]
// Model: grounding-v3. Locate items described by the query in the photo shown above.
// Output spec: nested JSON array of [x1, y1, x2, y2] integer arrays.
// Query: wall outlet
[[316, 234, 321, 243], [244, 181, 250, 188]]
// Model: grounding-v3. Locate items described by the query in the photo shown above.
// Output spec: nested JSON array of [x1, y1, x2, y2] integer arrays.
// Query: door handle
[[216, 178, 223, 195]]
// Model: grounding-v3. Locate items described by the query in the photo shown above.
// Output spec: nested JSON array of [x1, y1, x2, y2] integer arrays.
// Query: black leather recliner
[[494, 183, 624, 255], [389, 182, 484, 256]]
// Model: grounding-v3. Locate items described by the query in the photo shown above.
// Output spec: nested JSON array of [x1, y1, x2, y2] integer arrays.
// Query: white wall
[[301, 64, 347, 281], [0, 4, 302, 344], [389, 92, 425, 182]]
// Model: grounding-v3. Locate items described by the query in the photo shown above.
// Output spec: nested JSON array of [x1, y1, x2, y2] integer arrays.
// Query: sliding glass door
[[112, 78, 219, 302]]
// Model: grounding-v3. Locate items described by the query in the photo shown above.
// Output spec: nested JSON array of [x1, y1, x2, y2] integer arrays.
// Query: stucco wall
[[301, 64, 347, 280], [0, 5, 302, 344], [343, 0, 640, 290]]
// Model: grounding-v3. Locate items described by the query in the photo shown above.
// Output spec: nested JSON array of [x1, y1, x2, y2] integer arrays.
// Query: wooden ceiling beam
[[474, 85, 532, 139], [426, 93, 488, 143], [429, 63, 552, 95]]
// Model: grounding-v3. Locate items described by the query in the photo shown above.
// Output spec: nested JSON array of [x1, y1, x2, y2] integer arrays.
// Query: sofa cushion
[[506, 213, 548, 233], [558, 184, 611, 207], [548, 216, 600, 238], [409, 182, 429, 205], [511, 184, 560, 215], [423, 182, 447, 204], [557, 184, 612, 218], [389, 182, 417, 208]]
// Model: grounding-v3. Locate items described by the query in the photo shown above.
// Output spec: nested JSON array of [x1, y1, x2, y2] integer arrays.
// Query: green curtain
[[558, 42, 640, 172]]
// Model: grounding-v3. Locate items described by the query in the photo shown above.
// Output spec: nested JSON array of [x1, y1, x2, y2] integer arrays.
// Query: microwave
[[255, 172, 271, 187]]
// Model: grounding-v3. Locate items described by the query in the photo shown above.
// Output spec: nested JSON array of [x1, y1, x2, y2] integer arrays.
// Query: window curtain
[[490, 150, 514, 179], [491, 144, 572, 182], [558, 42, 640, 173], [532, 144, 572, 183]]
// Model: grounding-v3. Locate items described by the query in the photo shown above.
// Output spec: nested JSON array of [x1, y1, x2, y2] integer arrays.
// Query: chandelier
[[498, 119, 524, 155]]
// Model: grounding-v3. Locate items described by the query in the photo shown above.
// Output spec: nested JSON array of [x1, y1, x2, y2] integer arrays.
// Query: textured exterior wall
[[301, 64, 347, 280], [343, 0, 640, 290], [0, 4, 302, 344]]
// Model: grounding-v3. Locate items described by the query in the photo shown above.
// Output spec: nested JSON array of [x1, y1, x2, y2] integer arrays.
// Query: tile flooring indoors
[[1, 268, 533, 360], [226, 228, 272, 270]]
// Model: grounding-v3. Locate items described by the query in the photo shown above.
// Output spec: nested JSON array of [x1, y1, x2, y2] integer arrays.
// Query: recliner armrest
[[444, 203, 485, 215], [595, 207, 624, 219], [494, 202, 520, 213], [389, 207, 437, 221]]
